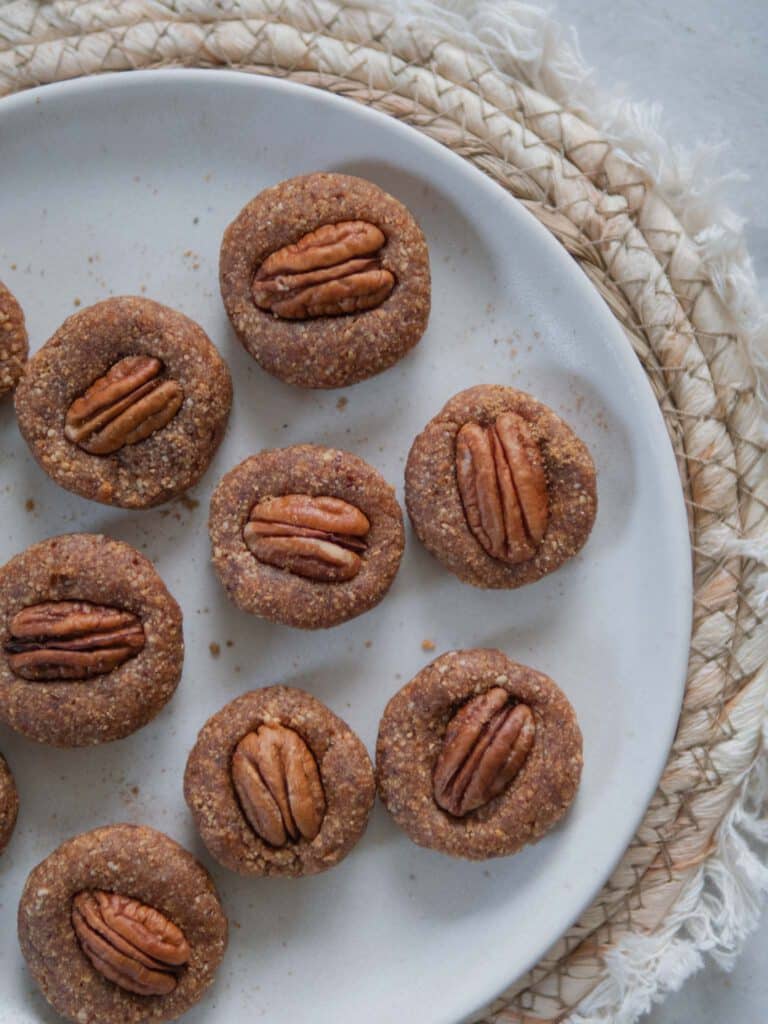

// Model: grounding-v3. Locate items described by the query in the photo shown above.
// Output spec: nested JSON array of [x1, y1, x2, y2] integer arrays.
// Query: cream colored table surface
[[556, 2, 766, 1022]]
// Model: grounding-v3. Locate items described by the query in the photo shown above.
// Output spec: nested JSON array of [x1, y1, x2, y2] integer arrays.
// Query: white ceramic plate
[[0, 71, 691, 1024]]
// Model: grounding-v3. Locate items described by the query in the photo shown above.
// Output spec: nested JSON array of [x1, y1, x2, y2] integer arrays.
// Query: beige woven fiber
[[1, 2, 766, 1021]]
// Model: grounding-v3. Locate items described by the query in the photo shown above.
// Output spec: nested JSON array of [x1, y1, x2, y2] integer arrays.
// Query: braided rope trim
[[1, 2, 765, 1021]]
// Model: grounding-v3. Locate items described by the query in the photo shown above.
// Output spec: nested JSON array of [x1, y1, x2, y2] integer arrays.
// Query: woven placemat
[[1, 2, 766, 1021]]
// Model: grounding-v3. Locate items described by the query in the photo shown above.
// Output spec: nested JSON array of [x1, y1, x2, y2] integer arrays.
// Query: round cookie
[[0, 753, 19, 854], [0, 533, 183, 747], [18, 824, 228, 1024], [219, 172, 431, 388], [405, 384, 597, 588], [184, 686, 376, 877], [14, 296, 232, 509], [0, 281, 28, 396], [376, 649, 583, 860], [209, 445, 405, 629]]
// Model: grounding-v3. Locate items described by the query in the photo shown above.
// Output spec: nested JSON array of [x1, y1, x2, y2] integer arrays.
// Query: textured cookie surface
[[209, 445, 405, 629], [18, 824, 227, 1024], [0, 753, 18, 854], [0, 533, 183, 746], [219, 172, 430, 388], [0, 281, 28, 396], [405, 385, 597, 588], [14, 296, 232, 508], [376, 648, 583, 859], [185, 686, 376, 877]]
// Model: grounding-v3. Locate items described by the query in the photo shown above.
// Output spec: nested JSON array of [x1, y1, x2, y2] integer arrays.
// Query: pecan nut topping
[[252, 220, 396, 319], [232, 723, 326, 848], [433, 687, 536, 816], [72, 890, 190, 996], [4, 600, 145, 681], [243, 494, 370, 583], [64, 354, 183, 455], [456, 411, 549, 564]]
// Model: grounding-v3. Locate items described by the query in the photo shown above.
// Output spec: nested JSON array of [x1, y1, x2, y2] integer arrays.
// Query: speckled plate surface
[[0, 71, 691, 1024]]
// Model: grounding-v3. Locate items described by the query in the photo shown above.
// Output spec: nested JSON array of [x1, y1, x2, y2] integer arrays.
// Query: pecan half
[[72, 890, 190, 996], [433, 687, 536, 816], [243, 494, 370, 583], [232, 724, 326, 847], [4, 600, 145, 681], [64, 354, 183, 455], [252, 220, 396, 319], [456, 412, 549, 564]]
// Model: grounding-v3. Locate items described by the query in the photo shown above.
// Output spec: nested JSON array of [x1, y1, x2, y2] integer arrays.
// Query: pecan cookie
[[0, 753, 19, 854], [405, 385, 597, 588], [376, 649, 583, 859], [0, 533, 183, 746], [184, 686, 375, 877], [209, 445, 405, 629], [0, 281, 28, 396], [14, 296, 232, 508], [219, 172, 430, 388], [18, 824, 227, 1024]]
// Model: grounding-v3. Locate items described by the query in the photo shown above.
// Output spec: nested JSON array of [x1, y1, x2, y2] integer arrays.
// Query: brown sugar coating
[[0, 533, 183, 747], [209, 445, 405, 629], [184, 686, 376, 877], [376, 649, 583, 860], [0, 281, 28, 396], [405, 385, 597, 588], [0, 753, 19, 855], [219, 172, 431, 388], [18, 824, 228, 1024], [14, 296, 232, 509]]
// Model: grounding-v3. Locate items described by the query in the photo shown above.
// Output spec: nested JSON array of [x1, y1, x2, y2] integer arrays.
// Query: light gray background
[[556, 2, 766, 1022]]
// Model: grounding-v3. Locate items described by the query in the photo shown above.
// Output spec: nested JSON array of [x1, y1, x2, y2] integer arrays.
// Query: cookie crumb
[[25, 498, 35, 512], [180, 495, 200, 511], [73, 297, 81, 307], [209, 643, 221, 658], [421, 639, 436, 652], [336, 397, 348, 411], [364, 640, 373, 649]]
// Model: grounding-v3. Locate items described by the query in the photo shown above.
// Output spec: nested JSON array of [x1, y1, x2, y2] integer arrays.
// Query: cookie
[[18, 824, 228, 1024], [376, 649, 583, 859], [209, 444, 405, 629], [14, 296, 232, 509], [0, 752, 19, 854], [405, 385, 597, 588], [184, 686, 375, 877], [219, 172, 430, 388], [0, 533, 183, 746], [0, 281, 28, 396]]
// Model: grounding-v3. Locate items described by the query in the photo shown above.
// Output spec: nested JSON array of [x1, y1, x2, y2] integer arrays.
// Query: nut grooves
[[456, 412, 549, 564], [72, 890, 190, 996], [433, 687, 536, 817], [244, 494, 370, 582], [4, 600, 145, 681], [252, 220, 395, 319], [231, 724, 326, 847], [64, 354, 183, 455]]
